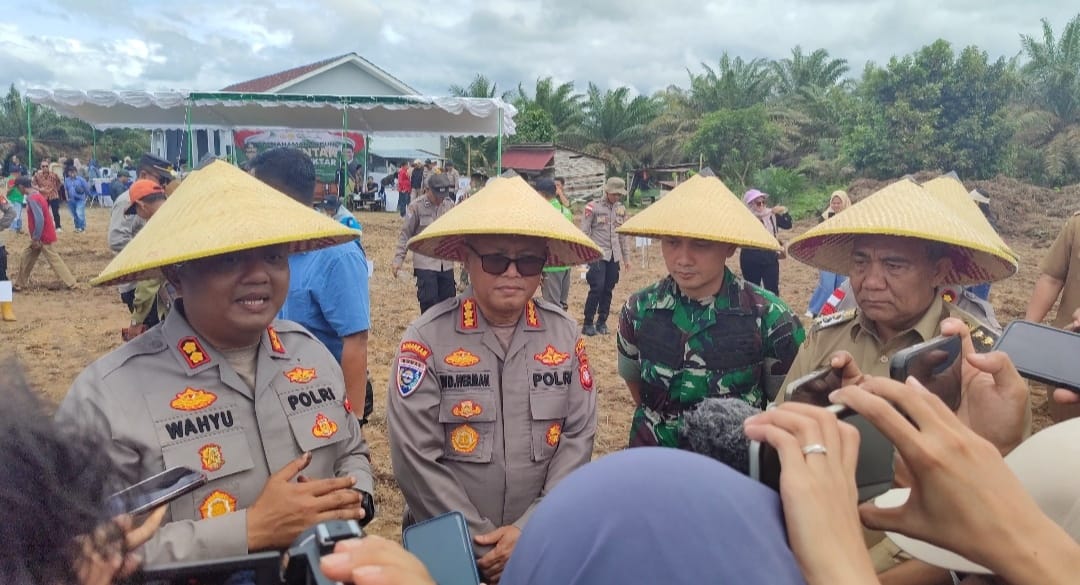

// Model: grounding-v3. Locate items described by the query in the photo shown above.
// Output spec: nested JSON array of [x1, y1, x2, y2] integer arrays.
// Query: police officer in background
[[56, 161, 375, 566], [392, 172, 457, 313], [387, 176, 600, 584], [579, 176, 632, 336], [536, 177, 575, 310]]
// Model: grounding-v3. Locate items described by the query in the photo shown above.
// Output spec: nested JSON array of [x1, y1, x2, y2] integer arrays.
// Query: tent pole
[[25, 97, 32, 169], [496, 107, 503, 172], [185, 103, 194, 168], [92, 127, 97, 164]]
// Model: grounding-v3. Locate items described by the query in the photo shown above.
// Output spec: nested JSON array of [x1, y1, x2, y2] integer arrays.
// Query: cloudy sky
[[4, 0, 1078, 97]]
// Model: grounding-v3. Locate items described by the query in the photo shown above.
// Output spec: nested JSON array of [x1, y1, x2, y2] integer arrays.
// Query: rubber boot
[[1, 301, 14, 322]]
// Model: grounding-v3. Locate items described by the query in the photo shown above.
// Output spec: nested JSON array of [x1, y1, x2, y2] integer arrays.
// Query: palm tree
[[686, 53, 774, 112], [772, 46, 850, 96], [446, 75, 505, 174], [510, 77, 583, 133], [561, 84, 658, 173]]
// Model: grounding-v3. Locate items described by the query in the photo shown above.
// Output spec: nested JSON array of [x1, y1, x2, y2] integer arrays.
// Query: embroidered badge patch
[[450, 424, 480, 454], [444, 348, 480, 367], [397, 357, 427, 397], [284, 367, 317, 384], [267, 327, 286, 354], [941, 288, 958, 304], [460, 299, 478, 330], [451, 399, 484, 419], [546, 422, 562, 447], [579, 362, 594, 391], [199, 490, 237, 519], [575, 337, 587, 359], [178, 337, 210, 368], [525, 300, 540, 328], [170, 387, 218, 411], [199, 443, 224, 472], [312, 413, 339, 438], [400, 340, 432, 361], [534, 344, 570, 366]]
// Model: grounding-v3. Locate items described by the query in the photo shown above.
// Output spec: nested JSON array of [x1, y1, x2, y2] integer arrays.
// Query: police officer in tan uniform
[[579, 176, 632, 335], [779, 179, 1024, 578], [387, 176, 601, 584], [393, 172, 457, 313], [55, 161, 374, 566]]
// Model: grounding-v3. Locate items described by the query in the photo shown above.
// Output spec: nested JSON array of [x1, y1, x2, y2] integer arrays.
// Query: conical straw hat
[[788, 180, 1018, 285], [615, 174, 782, 251], [921, 174, 1013, 259], [92, 160, 359, 286], [407, 176, 601, 266]]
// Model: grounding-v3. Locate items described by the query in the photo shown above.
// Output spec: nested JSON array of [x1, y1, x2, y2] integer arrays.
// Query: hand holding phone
[[403, 511, 481, 585], [107, 467, 207, 516], [890, 335, 963, 410], [994, 320, 1080, 393]]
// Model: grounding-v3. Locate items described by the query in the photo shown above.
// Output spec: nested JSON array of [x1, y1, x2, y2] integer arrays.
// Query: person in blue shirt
[[317, 195, 362, 231], [62, 165, 91, 232], [249, 148, 373, 425]]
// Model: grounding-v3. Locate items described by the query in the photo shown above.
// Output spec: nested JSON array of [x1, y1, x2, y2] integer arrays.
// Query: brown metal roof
[[221, 54, 351, 92]]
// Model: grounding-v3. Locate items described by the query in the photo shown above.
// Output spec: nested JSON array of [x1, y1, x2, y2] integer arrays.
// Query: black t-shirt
[[410, 168, 424, 190]]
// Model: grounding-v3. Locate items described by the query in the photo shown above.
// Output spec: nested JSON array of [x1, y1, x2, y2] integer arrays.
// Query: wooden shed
[[500, 143, 608, 203]]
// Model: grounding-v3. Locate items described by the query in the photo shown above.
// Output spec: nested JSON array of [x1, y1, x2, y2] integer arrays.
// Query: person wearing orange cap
[[123, 179, 176, 339]]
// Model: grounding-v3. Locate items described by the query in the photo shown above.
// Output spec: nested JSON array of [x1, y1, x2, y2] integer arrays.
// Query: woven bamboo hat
[[92, 160, 359, 286], [920, 174, 1012, 258], [787, 179, 1017, 285], [615, 174, 782, 251], [406, 176, 601, 267]]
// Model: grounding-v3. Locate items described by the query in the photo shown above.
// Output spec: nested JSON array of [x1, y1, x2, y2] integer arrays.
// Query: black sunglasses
[[464, 243, 546, 277]]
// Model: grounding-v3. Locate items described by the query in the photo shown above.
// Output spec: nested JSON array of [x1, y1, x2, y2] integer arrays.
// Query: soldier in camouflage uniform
[[614, 174, 805, 448]]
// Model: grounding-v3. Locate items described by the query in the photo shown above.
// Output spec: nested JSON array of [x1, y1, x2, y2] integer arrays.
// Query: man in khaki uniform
[[55, 161, 374, 566], [1026, 211, 1080, 421], [579, 176, 632, 336], [388, 176, 601, 584], [780, 179, 1022, 579], [393, 172, 457, 313]]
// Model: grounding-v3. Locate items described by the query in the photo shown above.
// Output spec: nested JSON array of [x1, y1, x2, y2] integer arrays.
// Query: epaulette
[[811, 309, 857, 333], [271, 318, 320, 341], [96, 327, 170, 377]]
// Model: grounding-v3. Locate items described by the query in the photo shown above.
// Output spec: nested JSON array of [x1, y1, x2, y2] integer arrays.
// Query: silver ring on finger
[[801, 443, 828, 456]]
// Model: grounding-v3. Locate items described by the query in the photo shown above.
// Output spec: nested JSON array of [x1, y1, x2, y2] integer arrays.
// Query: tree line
[[449, 14, 1080, 194]]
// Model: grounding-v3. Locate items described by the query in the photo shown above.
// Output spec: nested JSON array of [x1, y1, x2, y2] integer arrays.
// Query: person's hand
[[391, 263, 401, 279], [743, 403, 876, 585], [829, 351, 868, 387], [772, 205, 788, 215], [833, 377, 1074, 578], [940, 318, 1029, 454], [1068, 307, 1080, 332], [246, 452, 365, 551], [1052, 388, 1080, 405], [30, 240, 43, 250], [622, 261, 632, 273], [320, 536, 436, 585], [77, 506, 167, 585], [475, 525, 521, 583]]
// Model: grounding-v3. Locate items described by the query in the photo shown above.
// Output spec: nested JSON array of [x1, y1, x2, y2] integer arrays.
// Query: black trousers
[[584, 259, 620, 326], [416, 269, 456, 313], [0, 245, 7, 281], [119, 289, 162, 328], [49, 199, 62, 228], [740, 255, 780, 295]]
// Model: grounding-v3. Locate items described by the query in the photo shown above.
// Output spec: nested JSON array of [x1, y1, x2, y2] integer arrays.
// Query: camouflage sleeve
[[616, 301, 642, 382], [760, 298, 806, 401]]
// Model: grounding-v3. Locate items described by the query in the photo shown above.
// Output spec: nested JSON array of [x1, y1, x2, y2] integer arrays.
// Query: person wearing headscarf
[[740, 188, 792, 295], [55, 161, 375, 566], [806, 190, 852, 316], [614, 175, 804, 448], [387, 176, 600, 583]]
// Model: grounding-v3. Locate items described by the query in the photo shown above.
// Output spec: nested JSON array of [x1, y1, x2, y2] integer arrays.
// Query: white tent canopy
[[24, 89, 517, 137]]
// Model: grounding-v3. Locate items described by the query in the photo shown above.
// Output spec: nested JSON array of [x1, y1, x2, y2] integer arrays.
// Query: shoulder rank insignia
[[812, 309, 857, 332], [969, 324, 999, 351], [178, 337, 210, 368]]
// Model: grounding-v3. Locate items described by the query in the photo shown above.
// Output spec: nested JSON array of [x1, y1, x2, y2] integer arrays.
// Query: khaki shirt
[[393, 195, 455, 271], [387, 295, 597, 555], [780, 297, 1000, 391], [579, 197, 631, 263], [55, 308, 374, 566], [1040, 213, 1080, 328], [107, 188, 144, 294]]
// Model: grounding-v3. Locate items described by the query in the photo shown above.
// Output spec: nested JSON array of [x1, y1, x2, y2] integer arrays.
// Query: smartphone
[[750, 403, 895, 502], [889, 335, 963, 410], [994, 320, 1080, 393], [785, 367, 844, 406], [402, 511, 481, 585], [107, 467, 207, 516]]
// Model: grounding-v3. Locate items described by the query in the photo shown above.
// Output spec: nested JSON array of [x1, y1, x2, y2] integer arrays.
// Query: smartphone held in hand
[[107, 467, 207, 516], [994, 320, 1080, 393]]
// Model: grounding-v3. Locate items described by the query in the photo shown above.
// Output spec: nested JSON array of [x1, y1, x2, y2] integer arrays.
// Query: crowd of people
[[3, 143, 1080, 585]]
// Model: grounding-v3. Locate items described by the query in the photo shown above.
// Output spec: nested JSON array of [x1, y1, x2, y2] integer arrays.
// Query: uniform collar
[[455, 295, 545, 333], [162, 303, 291, 377], [854, 295, 946, 344], [663, 268, 737, 307]]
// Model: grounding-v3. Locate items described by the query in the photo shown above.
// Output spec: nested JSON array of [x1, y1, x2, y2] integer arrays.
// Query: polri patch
[[396, 357, 427, 397], [444, 348, 480, 367], [450, 424, 479, 454], [170, 387, 217, 411], [311, 413, 339, 439], [178, 337, 210, 369]]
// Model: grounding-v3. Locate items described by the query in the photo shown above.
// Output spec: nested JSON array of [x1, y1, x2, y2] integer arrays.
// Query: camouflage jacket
[[617, 271, 805, 448]]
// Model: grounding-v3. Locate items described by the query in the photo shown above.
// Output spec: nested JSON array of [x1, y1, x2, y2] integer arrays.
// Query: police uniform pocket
[[289, 407, 350, 453], [438, 394, 496, 463], [160, 430, 255, 521], [528, 387, 569, 462]]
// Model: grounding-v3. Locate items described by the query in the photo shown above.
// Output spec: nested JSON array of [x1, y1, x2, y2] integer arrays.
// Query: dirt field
[[0, 202, 1054, 540]]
